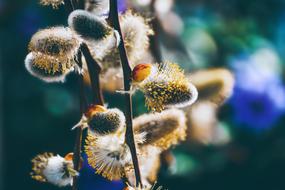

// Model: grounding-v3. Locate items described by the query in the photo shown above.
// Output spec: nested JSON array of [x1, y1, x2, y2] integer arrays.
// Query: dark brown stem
[[72, 43, 104, 190], [108, 0, 142, 187], [62, 2, 100, 190], [80, 43, 104, 105], [72, 51, 87, 190], [63, 1, 82, 190]]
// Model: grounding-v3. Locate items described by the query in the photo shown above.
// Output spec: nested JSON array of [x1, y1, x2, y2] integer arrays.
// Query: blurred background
[[1, 0, 285, 189]]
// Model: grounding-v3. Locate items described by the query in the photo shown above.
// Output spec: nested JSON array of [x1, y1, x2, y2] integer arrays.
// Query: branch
[[108, 0, 142, 187], [80, 43, 104, 105], [72, 43, 105, 190], [72, 51, 87, 190], [61, 2, 104, 190]]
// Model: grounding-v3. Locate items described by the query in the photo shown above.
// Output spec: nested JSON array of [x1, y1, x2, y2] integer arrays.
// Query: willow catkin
[[73, 105, 126, 135], [133, 108, 187, 150], [25, 52, 75, 82], [189, 68, 234, 105], [68, 10, 119, 60], [85, 133, 131, 180], [31, 152, 77, 187], [133, 62, 198, 112], [25, 27, 80, 82], [87, 108, 126, 135], [28, 27, 80, 58]]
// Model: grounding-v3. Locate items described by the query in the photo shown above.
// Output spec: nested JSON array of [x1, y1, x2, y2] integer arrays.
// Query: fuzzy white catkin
[[85, 133, 132, 180], [43, 155, 73, 187], [68, 10, 119, 59], [24, 52, 75, 83], [120, 12, 153, 65], [87, 108, 126, 135], [29, 26, 80, 57]]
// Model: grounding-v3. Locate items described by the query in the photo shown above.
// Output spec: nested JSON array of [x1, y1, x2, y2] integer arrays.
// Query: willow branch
[[72, 44, 105, 190], [62, 1, 82, 190], [80, 43, 104, 105], [72, 50, 87, 190], [61, 2, 100, 190], [149, 0, 163, 63], [108, 0, 142, 187]]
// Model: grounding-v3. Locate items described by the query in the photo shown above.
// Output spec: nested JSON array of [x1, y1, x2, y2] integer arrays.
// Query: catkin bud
[[31, 152, 78, 187], [68, 10, 119, 59], [29, 27, 80, 57], [73, 105, 126, 135], [189, 68, 234, 105], [133, 109, 187, 150], [87, 107, 126, 135], [26, 27, 80, 82], [25, 52, 74, 82], [132, 63, 153, 83], [68, 10, 112, 41], [133, 62, 198, 112]]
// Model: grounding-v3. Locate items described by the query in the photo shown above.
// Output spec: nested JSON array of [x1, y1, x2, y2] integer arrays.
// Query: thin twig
[[62, 1, 83, 190], [61, 1, 103, 190], [80, 43, 104, 105], [72, 51, 87, 190], [108, 0, 143, 187], [72, 44, 104, 190]]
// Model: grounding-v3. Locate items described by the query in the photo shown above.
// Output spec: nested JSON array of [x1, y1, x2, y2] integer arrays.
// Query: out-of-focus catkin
[[133, 109, 187, 150], [189, 68, 234, 105]]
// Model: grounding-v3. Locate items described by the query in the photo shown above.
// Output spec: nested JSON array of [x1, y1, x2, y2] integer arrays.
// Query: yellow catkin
[[29, 27, 79, 58], [31, 52, 73, 74], [85, 134, 127, 180], [140, 62, 197, 112], [30, 152, 54, 182]]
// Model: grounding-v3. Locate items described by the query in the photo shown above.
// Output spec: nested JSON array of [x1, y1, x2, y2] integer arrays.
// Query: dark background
[[2, 0, 285, 190]]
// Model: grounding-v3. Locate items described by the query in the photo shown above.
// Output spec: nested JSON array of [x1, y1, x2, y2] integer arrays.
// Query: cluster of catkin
[[27, 0, 235, 190]]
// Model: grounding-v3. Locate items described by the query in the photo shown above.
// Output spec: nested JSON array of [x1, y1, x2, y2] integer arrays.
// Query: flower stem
[[72, 50, 87, 190], [62, 2, 105, 190], [108, 0, 142, 187], [80, 43, 104, 105], [72, 44, 105, 190]]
